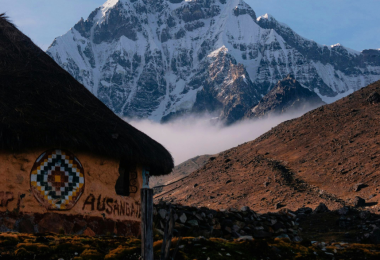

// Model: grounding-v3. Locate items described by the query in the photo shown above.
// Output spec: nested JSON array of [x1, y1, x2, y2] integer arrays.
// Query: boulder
[[179, 213, 187, 223], [353, 196, 366, 207], [296, 207, 313, 214], [353, 183, 367, 192], [240, 206, 249, 212], [275, 234, 291, 242], [159, 209, 167, 219], [367, 92, 380, 104], [237, 235, 253, 241], [83, 227, 96, 237], [224, 226, 232, 233], [275, 203, 284, 209], [313, 203, 329, 213], [338, 206, 350, 215], [232, 225, 240, 232], [187, 220, 198, 227]]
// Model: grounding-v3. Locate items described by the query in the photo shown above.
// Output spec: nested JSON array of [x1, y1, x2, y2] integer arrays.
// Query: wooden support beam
[[141, 188, 153, 260]]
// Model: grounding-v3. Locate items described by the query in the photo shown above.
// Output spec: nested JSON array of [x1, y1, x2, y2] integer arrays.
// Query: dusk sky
[[2, 0, 379, 51]]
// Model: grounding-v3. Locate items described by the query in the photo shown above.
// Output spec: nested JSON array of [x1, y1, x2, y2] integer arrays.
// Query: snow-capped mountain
[[47, 0, 380, 124]]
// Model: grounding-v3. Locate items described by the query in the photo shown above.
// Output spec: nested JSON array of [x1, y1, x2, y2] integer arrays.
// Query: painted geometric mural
[[30, 149, 85, 210]]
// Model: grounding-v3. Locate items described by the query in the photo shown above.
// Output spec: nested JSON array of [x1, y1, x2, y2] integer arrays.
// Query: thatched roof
[[0, 14, 174, 176]]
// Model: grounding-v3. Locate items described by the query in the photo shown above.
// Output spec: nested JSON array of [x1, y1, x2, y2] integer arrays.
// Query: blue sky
[[2, 0, 379, 51]]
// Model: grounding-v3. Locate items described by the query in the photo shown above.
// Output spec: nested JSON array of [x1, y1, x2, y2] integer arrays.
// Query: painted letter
[[126, 202, 130, 216], [120, 201, 125, 216], [113, 200, 120, 216], [97, 195, 106, 211], [106, 198, 113, 215], [82, 194, 95, 211]]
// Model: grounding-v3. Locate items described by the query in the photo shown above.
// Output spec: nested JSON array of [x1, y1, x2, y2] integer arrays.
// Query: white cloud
[[128, 111, 306, 165]]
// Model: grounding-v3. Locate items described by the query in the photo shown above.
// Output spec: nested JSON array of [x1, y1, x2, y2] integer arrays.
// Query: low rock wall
[[153, 202, 302, 241]]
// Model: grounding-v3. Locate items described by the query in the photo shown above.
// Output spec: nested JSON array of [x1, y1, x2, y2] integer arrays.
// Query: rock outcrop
[[245, 75, 325, 119]]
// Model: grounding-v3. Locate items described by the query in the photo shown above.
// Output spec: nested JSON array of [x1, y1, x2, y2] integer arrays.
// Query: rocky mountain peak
[[47, 0, 380, 124]]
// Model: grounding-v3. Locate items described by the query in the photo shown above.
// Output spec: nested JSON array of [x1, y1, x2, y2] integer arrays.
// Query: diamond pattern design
[[30, 150, 85, 210]]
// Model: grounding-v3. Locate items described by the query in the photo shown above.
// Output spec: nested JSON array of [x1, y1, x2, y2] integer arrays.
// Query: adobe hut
[[0, 14, 174, 236]]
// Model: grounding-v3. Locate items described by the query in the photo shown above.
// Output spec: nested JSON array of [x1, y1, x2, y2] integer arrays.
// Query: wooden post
[[160, 204, 175, 260], [164, 206, 174, 260], [141, 188, 154, 260]]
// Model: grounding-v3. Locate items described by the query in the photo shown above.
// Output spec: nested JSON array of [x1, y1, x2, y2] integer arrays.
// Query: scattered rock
[[275, 203, 284, 210], [83, 227, 96, 237], [237, 236, 253, 241], [179, 213, 187, 223], [359, 211, 370, 220], [296, 207, 313, 215], [313, 203, 329, 214], [367, 92, 380, 104], [225, 226, 232, 233], [240, 206, 249, 212], [353, 183, 367, 192], [159, 209, 167, 219], [338, 207, 350, 215], [353, 196, 366, 207], [275, 234, 291, 242], [187, 220, 199, 227]]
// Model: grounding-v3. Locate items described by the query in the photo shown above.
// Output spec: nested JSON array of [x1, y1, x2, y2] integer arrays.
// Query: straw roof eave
[[0, 14, 174, 176]]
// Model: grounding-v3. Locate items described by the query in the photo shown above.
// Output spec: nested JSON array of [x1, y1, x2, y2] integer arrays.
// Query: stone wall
[[153, 202, 302, 241]]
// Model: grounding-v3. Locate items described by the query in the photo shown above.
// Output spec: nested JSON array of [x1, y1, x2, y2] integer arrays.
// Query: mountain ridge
[[155, 79, 380, 213], [47, 0, 380, 124]]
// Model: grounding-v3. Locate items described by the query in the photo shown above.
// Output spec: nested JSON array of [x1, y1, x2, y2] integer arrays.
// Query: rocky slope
[[47, 0, 380, 124], [150, 154, 214, 187], [245, 75, 325, 119], [155, 80, 380, 213]]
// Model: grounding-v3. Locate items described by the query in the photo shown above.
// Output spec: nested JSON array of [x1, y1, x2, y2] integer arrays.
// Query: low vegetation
[[1, 232, 380, 259]]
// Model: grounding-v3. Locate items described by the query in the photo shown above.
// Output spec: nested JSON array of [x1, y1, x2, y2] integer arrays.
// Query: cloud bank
[[128, 111, 307, 166]]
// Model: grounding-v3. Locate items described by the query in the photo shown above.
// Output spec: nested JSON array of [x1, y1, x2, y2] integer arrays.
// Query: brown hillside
[[156, 80, 380, 213], [150, 154, 215, 187]]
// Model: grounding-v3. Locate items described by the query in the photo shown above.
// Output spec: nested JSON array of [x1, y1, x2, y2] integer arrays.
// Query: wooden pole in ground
[[164, 206, 174, 260], [141, 188, 153, 260]]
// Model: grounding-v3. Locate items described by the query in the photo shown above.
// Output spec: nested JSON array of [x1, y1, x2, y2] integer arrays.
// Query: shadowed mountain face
[[245, 75, 325, 119], [155, 80, 380, 213], [47, 0, 380, 124]]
